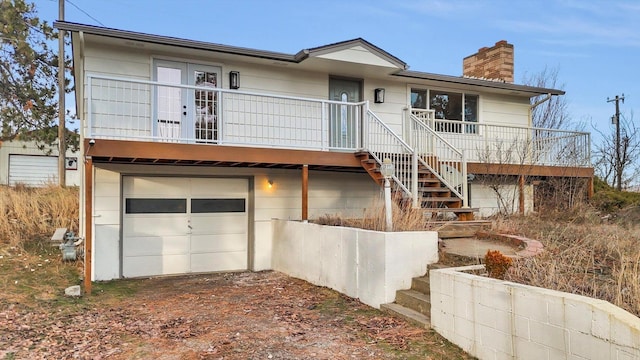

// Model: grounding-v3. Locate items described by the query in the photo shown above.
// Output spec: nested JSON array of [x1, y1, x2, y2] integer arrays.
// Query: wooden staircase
[[356, 151, 477, 221]]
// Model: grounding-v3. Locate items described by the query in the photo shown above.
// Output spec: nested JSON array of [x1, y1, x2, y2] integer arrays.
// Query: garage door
[[9, 155, 58, 186], [122, 176, 248, 277]]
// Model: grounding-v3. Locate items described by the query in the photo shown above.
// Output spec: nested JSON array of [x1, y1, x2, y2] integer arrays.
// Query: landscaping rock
[[64, 285, 81, 297]]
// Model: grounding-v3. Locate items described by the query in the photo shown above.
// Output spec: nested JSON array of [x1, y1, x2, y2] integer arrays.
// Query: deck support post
[[518, 174, 525, 215], [302, 164, 308, 222], [84, 157, 93, 295], [588, 176, 594, 199]]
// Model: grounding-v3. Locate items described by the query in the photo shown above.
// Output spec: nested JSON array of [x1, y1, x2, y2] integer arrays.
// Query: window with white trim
[[411, 88, 478, 134]]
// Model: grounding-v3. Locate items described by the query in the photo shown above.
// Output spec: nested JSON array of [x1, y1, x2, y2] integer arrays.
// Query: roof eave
[[394, 70, 565, 96], [54, 21, 299, 63]]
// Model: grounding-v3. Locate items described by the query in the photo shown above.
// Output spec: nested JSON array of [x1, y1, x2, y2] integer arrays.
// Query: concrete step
[[411, 276, 431, 295], [380, 303, 431, 328], [395, 289, 431, 316], [435, 220, 493, 239]]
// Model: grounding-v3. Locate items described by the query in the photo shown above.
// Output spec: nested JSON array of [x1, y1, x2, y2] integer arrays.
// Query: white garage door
[[9, 155, 58, 186], [122, 176, 248, 278]]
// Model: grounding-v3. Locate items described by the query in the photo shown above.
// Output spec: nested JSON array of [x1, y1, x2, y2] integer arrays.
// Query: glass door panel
[[190, 67, 219, 143]]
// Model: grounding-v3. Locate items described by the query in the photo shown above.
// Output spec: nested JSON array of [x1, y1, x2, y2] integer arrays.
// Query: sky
[[36, 0, 640, 142]]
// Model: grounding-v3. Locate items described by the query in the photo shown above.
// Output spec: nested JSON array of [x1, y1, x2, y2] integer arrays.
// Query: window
[[191, 198, 246, 213], [411, 88, 479, 134], [126, 198, 187, 214]]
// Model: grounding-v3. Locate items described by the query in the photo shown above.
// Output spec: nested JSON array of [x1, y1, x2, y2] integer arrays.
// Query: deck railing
[[410, 109, 591, 167], [87, 74, 366, 151]]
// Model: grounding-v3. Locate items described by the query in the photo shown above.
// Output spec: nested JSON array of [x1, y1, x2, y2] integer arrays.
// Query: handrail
[[409, 112, 467, 204], [364, 109, 418, 206]]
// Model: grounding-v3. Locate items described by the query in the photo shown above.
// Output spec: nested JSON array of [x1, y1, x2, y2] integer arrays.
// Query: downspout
[[531, 93, 552, 110]]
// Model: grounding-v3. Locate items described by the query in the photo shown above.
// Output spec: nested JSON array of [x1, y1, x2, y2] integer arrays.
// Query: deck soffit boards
[[55, 21, 564, 96]]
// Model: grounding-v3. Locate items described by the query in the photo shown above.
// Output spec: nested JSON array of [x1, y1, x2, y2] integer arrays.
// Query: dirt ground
[[0, 271, 473, 360]]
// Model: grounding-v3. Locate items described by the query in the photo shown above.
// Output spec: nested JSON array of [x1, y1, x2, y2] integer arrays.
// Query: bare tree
[[593, 112, 640, 190], [523, 66, 570, 130]]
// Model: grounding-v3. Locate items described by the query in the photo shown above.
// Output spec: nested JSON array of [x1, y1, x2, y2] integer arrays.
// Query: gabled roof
[[54, 21, 563, 96], [300, 38, 407, 70]]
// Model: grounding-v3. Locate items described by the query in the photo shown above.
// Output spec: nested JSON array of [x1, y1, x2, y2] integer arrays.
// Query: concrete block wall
[[430, 265, 640, 360], [271, 220, 439, 308]]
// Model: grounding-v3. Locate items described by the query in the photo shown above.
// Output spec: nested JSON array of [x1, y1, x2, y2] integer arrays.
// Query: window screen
[[125, 198, 187, 214], [191, 198, 246, 213]]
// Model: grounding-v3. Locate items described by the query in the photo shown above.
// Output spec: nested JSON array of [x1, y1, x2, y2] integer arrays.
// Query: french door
[[154, 60, 221, 142]]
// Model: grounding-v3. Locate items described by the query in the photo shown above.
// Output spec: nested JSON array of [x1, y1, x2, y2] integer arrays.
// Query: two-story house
[[54, 22, 592, 283]]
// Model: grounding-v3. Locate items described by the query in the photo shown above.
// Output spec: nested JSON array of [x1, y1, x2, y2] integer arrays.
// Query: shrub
[[484, 250, 513, 279]]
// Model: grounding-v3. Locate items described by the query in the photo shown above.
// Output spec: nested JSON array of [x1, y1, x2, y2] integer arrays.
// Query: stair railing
[[363, 107, 419, 207], [408, 110, 468, 206]]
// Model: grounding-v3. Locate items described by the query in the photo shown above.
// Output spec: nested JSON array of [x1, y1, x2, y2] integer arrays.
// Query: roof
[[54, 21, 564, 96], [395, 70, 565, 96]]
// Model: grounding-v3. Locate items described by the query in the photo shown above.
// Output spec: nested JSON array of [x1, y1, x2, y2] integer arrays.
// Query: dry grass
[[316, 198, 439, 232], [0, 185, 81, 307], [0, 185, 79, 247], [495, 206, 640, 318]]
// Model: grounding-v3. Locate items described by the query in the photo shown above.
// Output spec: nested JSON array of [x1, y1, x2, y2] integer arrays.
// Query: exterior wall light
[[229, 71, 240, 89], [267, 179, 274, 189], [374, 88, 385, 103]]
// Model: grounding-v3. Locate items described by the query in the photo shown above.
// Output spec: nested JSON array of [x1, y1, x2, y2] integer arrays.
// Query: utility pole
[[57, 0, 66, 187], [607, 94, 625, 191]]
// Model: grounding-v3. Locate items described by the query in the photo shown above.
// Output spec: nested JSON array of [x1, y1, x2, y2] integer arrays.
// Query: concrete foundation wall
[[430, 265, 640, 360], [272, 219, 439, 308]]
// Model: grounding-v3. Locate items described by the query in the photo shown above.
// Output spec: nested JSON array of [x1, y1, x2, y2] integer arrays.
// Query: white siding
[[471, 182, 533, 217], [90, 164, 380, 280], [481, 93, 531, 127]]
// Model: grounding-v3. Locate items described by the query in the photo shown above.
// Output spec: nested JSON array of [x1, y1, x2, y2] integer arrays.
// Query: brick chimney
[[463, 40, 514, 83]]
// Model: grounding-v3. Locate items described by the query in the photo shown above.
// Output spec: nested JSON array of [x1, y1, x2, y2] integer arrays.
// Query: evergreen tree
[[0, 0, 71, 148]]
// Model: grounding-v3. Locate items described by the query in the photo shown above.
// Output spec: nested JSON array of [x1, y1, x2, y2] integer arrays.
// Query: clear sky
[[37, 0, 640, 140]]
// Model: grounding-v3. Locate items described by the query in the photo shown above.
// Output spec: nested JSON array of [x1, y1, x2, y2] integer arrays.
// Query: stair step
[[380, 303, 431, 328], [411, 276, 431, 295], [423, 208, 477, 213], [419, 187, 450, 193], [421, 197, 462, 203], [395, 289, 431, 316]]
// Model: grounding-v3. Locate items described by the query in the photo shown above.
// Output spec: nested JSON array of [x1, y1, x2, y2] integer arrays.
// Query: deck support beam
[[302, 164, 308, 221], [84, 157, 93, 295], [518, 174, 525, 215]]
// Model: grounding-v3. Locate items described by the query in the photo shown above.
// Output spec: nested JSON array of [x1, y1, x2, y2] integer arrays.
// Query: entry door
[[154, 61, 221, 142], [329, 78, 361, 149]]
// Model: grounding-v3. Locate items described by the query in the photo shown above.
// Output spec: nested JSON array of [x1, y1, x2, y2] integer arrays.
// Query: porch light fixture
[[229, 71, 240, 89], [380, 158, 395, 232], [267, 179, 274, 189], [374, 88, 385, 103]]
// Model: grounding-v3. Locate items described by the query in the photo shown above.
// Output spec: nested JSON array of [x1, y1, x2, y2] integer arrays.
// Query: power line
[[65, 0, 105, 26]]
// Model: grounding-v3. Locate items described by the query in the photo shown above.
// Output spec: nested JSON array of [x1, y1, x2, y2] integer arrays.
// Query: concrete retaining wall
[[271, 220, 439, 308], [430, 265, 640, 360]]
